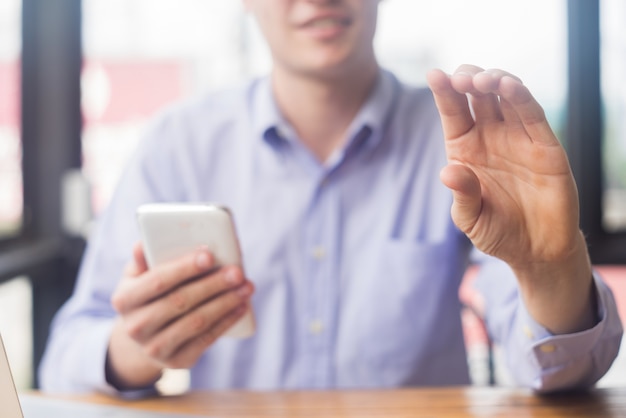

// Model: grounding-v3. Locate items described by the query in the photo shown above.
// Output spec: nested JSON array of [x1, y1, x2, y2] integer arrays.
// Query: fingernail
[[224, 268, 240, 285], [237, 284, 252, 297], [502, 75, 522, 85], [196, 252, 211, 270]]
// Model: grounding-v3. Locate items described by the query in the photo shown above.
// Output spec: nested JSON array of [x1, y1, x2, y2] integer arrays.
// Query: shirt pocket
[[339, 239, 466, 386]]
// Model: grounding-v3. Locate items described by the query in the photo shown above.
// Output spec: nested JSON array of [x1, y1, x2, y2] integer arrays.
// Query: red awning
[[82, 60, 184, 125]]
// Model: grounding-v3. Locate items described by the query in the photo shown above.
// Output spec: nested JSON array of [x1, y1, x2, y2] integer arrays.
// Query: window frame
[[567, 0, 626, 264], [0, 0, 84, 388]]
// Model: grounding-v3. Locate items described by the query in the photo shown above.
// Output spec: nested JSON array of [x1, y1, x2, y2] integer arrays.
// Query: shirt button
[[311, 246, 326, 260], [539, 344, 556, 353], [523, 325, 534, 339], [309, 320, 324, 335]]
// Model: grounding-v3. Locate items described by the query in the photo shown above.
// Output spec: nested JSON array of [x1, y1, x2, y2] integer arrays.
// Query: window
[[0, 0, 22, 238], [80, 2, 568, 388], [601, 0, 626, 232], [0, 278, 32, 389], [0, 0, 83, 390], [82, 0, 256, 213], [82, 0, 567, 214], [0, 0, 33, 391], [567, 0, 626, 263], [6, 0, 618, 390], [376, 0, 567, 136]]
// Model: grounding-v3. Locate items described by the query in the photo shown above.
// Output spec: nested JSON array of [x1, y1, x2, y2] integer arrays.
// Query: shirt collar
[[250, 68, 399, 151], [344, 68, 398, 151], [250, 77, 291, 147]]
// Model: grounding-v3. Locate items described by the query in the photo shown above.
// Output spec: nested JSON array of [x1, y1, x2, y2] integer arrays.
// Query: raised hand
[[427, 65, 579, 268], [427, 65, 595, 334]]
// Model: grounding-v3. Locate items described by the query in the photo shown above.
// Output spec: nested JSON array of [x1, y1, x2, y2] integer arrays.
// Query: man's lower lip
[[300, 25, 348, 40]]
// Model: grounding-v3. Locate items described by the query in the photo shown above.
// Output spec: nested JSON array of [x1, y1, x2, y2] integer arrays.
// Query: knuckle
[[229, 286, 250, 304], [166, 290, 188, 313], [227, 293, 242, 308], [152, 275, 168, 294], [166, 357, 191, 370], [210, 293, 239, 316], [144, 341, 165, 361], [125, 319, 145, 341], [164, 359, 180, 369], [197, 328, 218, 348], [189, 312, 208, 333]]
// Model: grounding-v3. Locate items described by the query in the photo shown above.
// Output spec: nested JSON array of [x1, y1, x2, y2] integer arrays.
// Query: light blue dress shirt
[[39, 70, 623, 394]]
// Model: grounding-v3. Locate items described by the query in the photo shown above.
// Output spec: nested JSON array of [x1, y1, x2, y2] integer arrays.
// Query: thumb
[[440, 164, 482, 235], [124, 241, 149, 277]]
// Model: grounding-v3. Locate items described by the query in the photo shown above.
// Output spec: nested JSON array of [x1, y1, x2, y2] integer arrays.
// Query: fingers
[[141, 282, 254, 368], [427, 64, 504, 141], [168, 304, 249, 369], [450, 64, 503, 124], [451, 65, 558, 146], [498, 76, 559, 145], [426, 68, 474, 139], [112, 247, 216, 313], [429, 65, 558, 145], [124, 266, 247, 342], [133, 242, 148, 273], [112, 243, 256, 370], [122, 242, 149, 277], [440, 164, 482, 235]]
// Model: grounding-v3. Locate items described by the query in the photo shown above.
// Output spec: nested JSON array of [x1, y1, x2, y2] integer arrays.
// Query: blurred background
[[0, 0, 625, 390]]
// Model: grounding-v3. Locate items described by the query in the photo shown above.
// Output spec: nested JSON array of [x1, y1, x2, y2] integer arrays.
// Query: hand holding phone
[[108, 240, 254, 389], [136, 203, 256, 338]]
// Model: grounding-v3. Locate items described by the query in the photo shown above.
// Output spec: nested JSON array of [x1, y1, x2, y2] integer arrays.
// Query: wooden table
[[62, 386, 626, 417]]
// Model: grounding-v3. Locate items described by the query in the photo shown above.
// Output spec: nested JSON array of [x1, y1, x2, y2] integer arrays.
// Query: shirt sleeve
[[37, 307, 116, 394], [473, 253, 623, 393], [37, 115, 184, 395]]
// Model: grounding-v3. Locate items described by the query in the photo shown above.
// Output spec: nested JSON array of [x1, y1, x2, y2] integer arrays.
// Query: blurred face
[[244, 0, 380, 79]]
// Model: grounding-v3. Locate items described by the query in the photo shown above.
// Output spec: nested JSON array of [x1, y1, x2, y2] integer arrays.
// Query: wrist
[[512, 231, 597, 334], [106, 319, 163, 391]]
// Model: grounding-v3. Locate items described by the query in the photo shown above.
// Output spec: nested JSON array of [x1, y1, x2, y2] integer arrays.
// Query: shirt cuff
[[66, 319, 157, 399], [515, 272, 623, 390]]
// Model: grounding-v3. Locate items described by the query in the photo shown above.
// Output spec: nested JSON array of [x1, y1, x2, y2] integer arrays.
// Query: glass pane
[[0, 277, 33, 389], [601, 0, 626, 232], [376, 0, 567, 137], [0, 0, 22, 237], [82, 0, 253, 214], [82, 0, 567, 213]]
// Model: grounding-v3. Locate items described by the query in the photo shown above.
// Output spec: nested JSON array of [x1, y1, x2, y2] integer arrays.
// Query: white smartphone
[[136, 203, 255, 338]]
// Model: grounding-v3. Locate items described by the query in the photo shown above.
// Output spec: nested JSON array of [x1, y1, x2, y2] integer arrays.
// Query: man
[[40, 0, 622, 394]]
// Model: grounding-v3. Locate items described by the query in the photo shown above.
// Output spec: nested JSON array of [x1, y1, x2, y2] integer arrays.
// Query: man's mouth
[[305, 17, 350, 29]]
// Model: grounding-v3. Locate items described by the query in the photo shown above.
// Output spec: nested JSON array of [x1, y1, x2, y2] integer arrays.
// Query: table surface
[[56, 386, 626, 418]]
